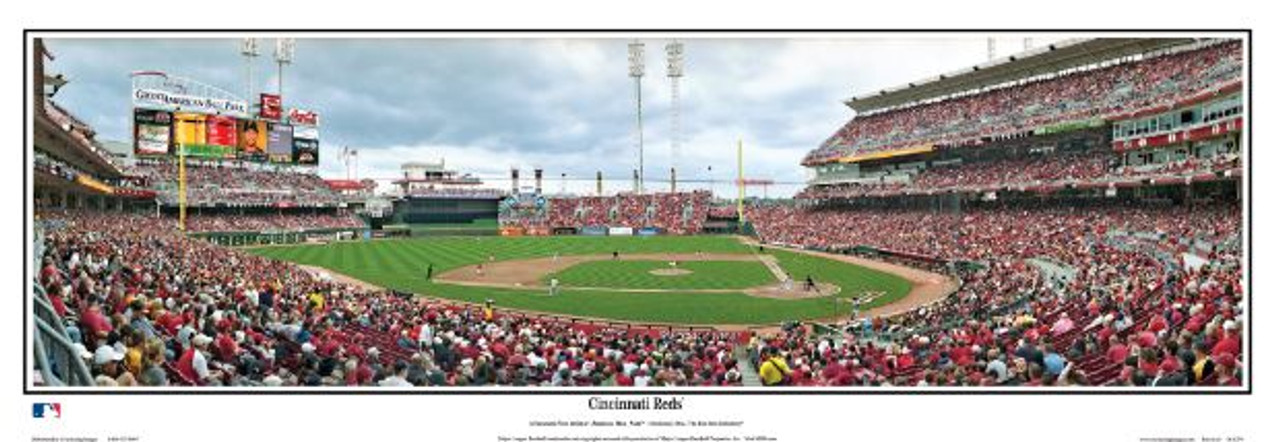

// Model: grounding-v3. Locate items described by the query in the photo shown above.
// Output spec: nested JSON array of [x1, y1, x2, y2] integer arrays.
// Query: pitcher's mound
[[649, 268, 693, 276]]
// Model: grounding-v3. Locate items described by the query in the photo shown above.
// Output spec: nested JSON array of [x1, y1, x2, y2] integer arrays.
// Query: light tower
[[273, 38, 296, 105], [628, 40, 646, 193], [341, 146, 359, 180], [666, 40, 684, 194], [240, 38, 260, 104], [987, 37, 996, 61], [1024, 37, 1033, 51]]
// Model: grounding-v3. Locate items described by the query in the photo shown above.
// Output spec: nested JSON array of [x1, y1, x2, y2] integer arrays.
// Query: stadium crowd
[[402, 188, 506, 199], [180, 212, 365, 233], [799, 150, 1238, 199], [36, 209, 743, 387], [129, 161, 342, 207], [745, 202, 1242, 387], [807, 40, 1242, 164], [531, 191, 711, 234]]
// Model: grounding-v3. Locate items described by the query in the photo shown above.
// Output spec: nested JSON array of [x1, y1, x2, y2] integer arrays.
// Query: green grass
[[549, 260, 775, 290], [406, 219, 500, 236], [246, 236, 913, 324]]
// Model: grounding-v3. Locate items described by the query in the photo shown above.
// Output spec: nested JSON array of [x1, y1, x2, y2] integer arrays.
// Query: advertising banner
[[260, 93, 282, 120], [608, 227, 634, 236], [580, 226, 608, 236], [133, 109, 172, 155], [238, 119, 267, 161], [1034, 118, 1105, 136], [206, 115, 239, 148], [637, 227, 661, 236], [292, 126, 320, 140], [288, 108, 320, 126], [172, 112, 207, 149], [75, 174, 114, 194], [293, 137, 319, 165], [181, 144, 237, 159], [133, 88, 249, 116], [267, 122, 294, 163]]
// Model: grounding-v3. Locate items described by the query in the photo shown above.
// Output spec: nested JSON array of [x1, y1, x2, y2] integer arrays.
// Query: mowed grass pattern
[[248, 236, 913, 324], [549, 260, 776, 290]]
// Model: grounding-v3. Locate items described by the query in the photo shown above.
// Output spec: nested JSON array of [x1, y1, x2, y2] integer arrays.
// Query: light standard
[[666, 40, 684, 194], [240, 38, 260, 103], [273, 38, 295, 104], [707, 165, 713, 195], [627, 40, 645, 194]]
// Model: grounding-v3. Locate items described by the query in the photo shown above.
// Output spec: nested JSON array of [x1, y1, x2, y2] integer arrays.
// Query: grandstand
[[29, 36, 1245, 389], [745, 37, 1244, 387]]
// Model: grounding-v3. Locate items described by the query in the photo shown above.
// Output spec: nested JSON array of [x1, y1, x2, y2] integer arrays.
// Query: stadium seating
[[181, 212, 365, 233], [504, 191, 711, 235], [799, 150, 1240, 199], [806, 41, 1242, 164], [129, 160, 343, 207], [745, 202, 1242, 386], [36, 209, 742, 387]]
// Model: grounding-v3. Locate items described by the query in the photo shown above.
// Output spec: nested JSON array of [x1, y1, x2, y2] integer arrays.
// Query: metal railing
[[31, 283, 93, 387]]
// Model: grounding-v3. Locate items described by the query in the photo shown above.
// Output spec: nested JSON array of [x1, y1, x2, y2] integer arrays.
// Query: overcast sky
[[44, 36, 1056, 197]]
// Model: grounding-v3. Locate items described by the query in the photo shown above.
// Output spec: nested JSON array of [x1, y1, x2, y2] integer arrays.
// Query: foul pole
[[178, 143, 187, 232]]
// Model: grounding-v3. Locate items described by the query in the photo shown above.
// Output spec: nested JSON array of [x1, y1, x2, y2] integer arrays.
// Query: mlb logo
[[32, 403, 61, 419]]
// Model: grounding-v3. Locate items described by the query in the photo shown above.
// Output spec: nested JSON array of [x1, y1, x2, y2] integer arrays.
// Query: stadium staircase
[[733, 347, 763, 387]]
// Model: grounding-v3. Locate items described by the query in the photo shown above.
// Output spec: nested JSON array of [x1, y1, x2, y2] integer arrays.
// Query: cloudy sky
[[44, 35, 1054, 197]]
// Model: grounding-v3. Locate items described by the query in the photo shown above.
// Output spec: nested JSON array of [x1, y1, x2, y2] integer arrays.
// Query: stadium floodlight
[[273, 38, 296, 101], [628, 41, 646, 193], [987, 38, 996, 61], [666, 40, 684, 193], [241, 38, 260, 105]]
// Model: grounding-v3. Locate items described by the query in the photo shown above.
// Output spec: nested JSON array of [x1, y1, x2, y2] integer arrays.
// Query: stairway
[[734, 347, 763, 387]]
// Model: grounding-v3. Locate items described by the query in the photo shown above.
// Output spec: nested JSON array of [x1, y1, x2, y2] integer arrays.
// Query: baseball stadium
[[29, 35, 1245, 389]]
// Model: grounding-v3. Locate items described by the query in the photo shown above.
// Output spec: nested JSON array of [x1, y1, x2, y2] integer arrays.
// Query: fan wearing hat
[[92, 343, 127, 387], [177, 334, 215, 385]]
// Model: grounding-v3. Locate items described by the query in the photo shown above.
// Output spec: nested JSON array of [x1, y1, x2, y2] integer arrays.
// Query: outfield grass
[[549, 260, 776, 290], [407, 219, 500, 236], [247, 236, 912, 324]]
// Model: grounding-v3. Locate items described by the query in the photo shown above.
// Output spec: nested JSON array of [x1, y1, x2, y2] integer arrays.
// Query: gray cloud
[[43, 36, 1052, 197]]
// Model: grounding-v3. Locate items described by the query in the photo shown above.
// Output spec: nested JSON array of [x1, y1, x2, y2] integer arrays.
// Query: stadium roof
[[844, 38, 1197, 114]]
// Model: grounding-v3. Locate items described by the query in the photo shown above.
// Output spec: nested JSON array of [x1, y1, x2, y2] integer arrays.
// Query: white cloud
[[47, 35, 1065, 198]]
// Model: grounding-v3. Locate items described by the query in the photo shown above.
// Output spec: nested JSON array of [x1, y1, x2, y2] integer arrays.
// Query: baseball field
[[247, 235, 933, 326]]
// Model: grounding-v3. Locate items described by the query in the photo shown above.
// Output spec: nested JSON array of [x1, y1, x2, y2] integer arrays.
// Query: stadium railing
[[31, 283, 93, 387]]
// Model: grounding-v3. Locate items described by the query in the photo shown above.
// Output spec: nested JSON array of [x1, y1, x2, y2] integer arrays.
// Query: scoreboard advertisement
[[238, 119, 268, 161], [266, 121, 294, 163], [259, 93, 282, 120], [131, 85, 320, 165], [290, 108, 320, 165], [133, 109, 172, 155]]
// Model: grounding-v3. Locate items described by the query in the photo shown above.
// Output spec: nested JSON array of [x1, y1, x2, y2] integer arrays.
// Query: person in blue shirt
[[1043, 344, 1067, 376]]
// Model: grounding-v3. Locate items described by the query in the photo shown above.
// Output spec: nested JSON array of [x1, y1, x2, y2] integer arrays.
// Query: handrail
[[33, 313, 94, 387], [30, 283, 94, 387]]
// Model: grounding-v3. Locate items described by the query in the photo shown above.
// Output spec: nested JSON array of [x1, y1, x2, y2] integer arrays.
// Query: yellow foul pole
[[736, 139, 744, 225], [178, 143, 187, 232]]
